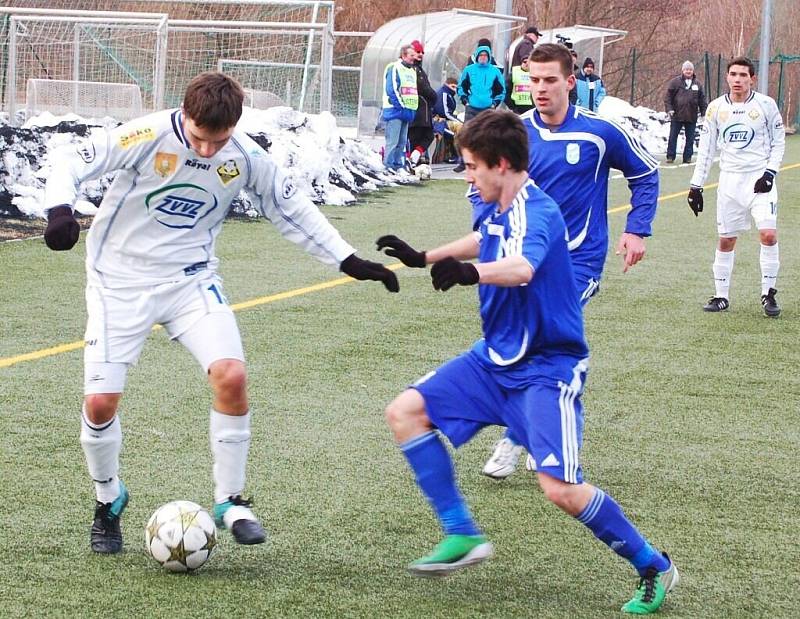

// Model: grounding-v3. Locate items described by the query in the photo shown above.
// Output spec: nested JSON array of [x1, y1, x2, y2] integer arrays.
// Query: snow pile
[[0, 106, 414, 219], [598, 96, 677, 155]]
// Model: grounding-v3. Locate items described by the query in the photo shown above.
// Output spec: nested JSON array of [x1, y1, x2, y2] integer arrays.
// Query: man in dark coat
[[664, 60, 708, 164], [407, 39, 437, 165], [511, 25, 541, 68]]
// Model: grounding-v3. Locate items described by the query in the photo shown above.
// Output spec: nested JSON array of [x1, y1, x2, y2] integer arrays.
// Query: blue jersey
[[471, 180, 588, 387], [470, 105, 659, 277]]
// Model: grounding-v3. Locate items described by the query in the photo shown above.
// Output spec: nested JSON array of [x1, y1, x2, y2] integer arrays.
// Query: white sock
[[713, 249, 734, 299], [210, 409, 251, 504], [80, 407, 121, 503], [760, 243, 779, 295], [410, 148, 421, 165]]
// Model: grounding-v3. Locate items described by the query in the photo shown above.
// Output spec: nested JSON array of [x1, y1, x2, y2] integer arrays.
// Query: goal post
[[26, 79, 143, 120], [3, 11, 167, 122]]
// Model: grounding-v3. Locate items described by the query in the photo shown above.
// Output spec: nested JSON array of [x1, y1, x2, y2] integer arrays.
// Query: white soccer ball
[[414, 164, 432, 180], [145, 500, 217, 572]]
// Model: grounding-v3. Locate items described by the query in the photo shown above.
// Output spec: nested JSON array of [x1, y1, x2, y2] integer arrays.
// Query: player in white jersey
[[42, 72, 398, 554], [687, 56, 785, 317]]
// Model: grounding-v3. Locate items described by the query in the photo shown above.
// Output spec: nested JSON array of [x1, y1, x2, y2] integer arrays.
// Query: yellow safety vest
[[382, 62, 418, 110], [511, 66, 532, 106]]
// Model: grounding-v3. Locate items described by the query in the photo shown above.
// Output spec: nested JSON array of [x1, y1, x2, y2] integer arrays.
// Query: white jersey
[[690, 91, 785, 187], [44, 109, 355, 288]]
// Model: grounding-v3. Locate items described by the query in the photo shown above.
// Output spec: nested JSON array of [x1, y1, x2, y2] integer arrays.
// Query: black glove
[[430, 257, 479, 291], [687, 187, 703, 217], [340, 253, 399, 293], [375, 235, 426, 268], [460, 96, 468, 106], [44, 205, 80, 251], [753, 170, 775, 194]]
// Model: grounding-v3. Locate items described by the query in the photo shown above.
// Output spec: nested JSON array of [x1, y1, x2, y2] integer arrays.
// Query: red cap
[[410, 40, 424, 54]]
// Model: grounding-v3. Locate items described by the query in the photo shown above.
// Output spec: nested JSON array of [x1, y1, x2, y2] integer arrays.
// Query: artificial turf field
[[1, 137, 798, 617]]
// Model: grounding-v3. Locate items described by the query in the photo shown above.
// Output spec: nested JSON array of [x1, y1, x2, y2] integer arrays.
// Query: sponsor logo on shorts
[[118, 126, 155, 149], [216, 159, 241, 185], [145, 183, 219, 229], [154, 152, 178, 178]]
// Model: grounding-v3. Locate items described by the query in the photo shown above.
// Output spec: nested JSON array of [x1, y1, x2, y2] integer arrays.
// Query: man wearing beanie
[[511, 25, 541, 68], [575, 57, 606, 112], [664, 60, 707, 163]]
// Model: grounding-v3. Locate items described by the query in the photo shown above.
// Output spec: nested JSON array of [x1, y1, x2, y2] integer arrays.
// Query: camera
[[555, 34, 573, 49]]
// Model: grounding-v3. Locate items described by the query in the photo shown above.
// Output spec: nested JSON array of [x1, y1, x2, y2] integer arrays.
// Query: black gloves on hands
[[753, 170, 775, 194], [430, 257, 479, 291], [340, 253, 399, 292], [687, 187, 703, 217], [44, 205, 80, 251], [375, 235, 426, 268]]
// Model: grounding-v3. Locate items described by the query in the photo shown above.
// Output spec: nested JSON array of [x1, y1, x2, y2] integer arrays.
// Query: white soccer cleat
[[482, 437, 524, 479]]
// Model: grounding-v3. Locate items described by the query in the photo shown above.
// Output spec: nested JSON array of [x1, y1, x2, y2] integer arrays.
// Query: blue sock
[[503, 427, 521, 445], [400, 431, 480, 536], [576, 487, 669, 576]]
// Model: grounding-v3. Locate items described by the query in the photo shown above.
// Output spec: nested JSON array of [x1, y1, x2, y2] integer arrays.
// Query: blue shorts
[[413, 352, 588, 483]]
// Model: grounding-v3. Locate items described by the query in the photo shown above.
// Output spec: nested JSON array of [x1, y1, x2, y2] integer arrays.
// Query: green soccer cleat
[[408, 534, 493, 578], [622, 555, 679, 614]]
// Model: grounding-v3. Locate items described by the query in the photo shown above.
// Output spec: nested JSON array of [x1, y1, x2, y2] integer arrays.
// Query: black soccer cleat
[[703, 297, 730, 312], [214, 495, 266, 545], [90, 481, 129, 554], [761, 288, 781, 317]]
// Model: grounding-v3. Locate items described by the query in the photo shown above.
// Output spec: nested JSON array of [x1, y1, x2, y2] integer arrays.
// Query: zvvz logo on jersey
[[145, 183, 219, 229], [722, 123, 754, 148]]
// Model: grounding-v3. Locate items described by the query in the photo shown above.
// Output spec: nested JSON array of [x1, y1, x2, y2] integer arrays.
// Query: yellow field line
[[3, 161, 799, 369], [609, 161, 800, 214]]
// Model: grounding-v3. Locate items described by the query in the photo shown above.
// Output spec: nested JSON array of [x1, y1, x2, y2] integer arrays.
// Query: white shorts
[[84, 272, 244, 394], [716, 169, 778, 237]]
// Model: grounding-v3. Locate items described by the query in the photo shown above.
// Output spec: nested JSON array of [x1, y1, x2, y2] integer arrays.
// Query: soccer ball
[[145, 500, 217, 572], [413, 164, 432, 180]]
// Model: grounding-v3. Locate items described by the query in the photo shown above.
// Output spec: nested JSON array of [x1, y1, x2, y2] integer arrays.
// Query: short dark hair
[[529, 43, 573, 78], [445, 77, 458, 86], [727, 56, 755, 76], [183, 71, 244, 130], [457, 110, 528, 172]]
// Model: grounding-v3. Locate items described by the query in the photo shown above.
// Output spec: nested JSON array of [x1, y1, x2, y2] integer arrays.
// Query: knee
[[537, 475, 580, 511], [84, 393, 120, 424], [759, 230, 777, 246], [209, 359, 248, 398], [718, 237, 736, 252], [384, 391, 430, 441]]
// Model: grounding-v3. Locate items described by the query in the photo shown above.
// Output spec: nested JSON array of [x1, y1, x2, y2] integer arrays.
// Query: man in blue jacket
[[575, 58, 606, 112], [382, 45, 419, 171], [455, 45, 505, 171]]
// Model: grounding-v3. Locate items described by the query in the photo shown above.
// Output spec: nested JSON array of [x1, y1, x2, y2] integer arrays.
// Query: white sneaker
[[482, 438, 524, 479]]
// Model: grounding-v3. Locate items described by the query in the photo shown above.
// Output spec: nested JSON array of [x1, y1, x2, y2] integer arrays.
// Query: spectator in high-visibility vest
[[382, 45, 419, 171], [506, 55, 533, 114]]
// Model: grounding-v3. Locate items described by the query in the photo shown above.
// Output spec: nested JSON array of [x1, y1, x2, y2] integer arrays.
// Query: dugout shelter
[[358, 14, 627, 138]]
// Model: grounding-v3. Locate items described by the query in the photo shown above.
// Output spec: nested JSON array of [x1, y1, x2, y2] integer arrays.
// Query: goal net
[[26, 79, 143, 120], [2, 11, 167, 121]]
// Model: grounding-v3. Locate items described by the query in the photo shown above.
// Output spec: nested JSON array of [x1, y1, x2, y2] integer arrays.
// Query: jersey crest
[[566, 142, 580, 164], [154, 152, 178, 178], [216, 160, 241, 185]]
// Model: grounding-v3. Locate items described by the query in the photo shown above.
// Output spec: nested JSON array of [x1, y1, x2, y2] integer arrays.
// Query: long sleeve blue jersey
[[470, 105, 659, 277]]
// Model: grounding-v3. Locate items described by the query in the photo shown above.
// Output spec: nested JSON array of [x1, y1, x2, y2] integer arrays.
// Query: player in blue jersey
[[377, 110, 677, 614], [474, 43, 660, 478]]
